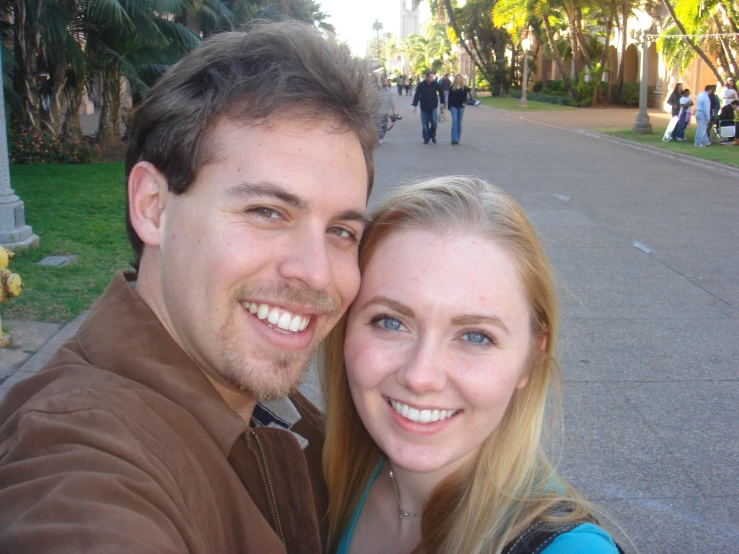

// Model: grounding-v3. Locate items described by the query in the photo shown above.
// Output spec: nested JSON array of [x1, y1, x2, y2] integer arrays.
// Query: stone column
[[632, 40, 653, 134], [0, 54, 38, 250]]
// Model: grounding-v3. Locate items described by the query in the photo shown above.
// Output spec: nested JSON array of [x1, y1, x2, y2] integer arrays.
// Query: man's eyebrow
[[226, 181, 309, 211], [451, 314, 509, 334], [361, 296, 414, 318], [335, 209, 370, 229]]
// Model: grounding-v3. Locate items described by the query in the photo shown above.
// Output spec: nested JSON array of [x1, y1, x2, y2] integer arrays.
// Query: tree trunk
[[594, 12, 614, 105], [542, 53, 548, 88], [97, 69, 121, 148], [40, 62, 66, 137], [614, 0, 629, 102], [444, 0, 493, 84], [13, 0, 42, 132], [542, 16, 578, 100], [717, 0, 739, 37], [574, 6, 594, 69], [662, 0, 723, 85], [62, 82, 84, 141], [713, 15, 738, 77]]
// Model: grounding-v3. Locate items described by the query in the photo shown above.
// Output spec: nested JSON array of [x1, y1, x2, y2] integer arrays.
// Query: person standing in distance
[[413, 71, 446, 144], [378, 77, 397, 145], [694, 84, 714, 147], [0, 21, 379, 554]]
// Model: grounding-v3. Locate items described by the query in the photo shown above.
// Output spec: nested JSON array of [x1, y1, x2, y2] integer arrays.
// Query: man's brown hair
[[125, 20, 379, 268]]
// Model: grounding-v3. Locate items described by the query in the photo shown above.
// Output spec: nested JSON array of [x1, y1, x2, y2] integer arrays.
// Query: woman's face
[[344, 229, 533, 475], [454, 75, 463, 87]]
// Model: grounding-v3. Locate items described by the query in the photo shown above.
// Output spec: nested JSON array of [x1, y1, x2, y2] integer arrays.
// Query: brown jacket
[[0, 273, 328, 553]]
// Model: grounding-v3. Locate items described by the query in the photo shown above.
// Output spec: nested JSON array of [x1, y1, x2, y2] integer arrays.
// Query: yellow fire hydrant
[[0, 246, 23, 347]]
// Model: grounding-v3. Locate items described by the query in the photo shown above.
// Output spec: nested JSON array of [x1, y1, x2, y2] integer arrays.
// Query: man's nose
[[396, 339, 447, 394], [278, 228, 333, 291]]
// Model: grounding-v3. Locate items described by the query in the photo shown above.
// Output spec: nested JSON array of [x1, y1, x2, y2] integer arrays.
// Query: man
[[378, 77, 397, 145], [694, 84, 714, 147], [440, 73, 452, 96], [396, 74, 405, 96], [412, 71, 446, 144], [0, 21, 378, 553]]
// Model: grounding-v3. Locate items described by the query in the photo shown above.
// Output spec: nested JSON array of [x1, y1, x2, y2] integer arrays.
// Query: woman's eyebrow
[[361, 296, 414, 318], [451, 314, 510, 334]]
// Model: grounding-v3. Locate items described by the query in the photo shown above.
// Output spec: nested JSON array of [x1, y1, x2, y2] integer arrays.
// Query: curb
[[576, 129, 739, 178], [18, 311, 89, 374]]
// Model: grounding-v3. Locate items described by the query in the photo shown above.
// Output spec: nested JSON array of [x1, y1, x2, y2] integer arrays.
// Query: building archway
[[624, 44, 638, 83]]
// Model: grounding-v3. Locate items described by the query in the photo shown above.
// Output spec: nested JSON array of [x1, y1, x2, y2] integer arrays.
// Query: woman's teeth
[[390, 399, 458, 423], [243, 301, 310, 332]]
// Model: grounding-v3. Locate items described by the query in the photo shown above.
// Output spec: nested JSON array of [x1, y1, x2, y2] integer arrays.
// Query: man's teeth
[[390, 399, 458, 423], [243, 302, 311, 332]]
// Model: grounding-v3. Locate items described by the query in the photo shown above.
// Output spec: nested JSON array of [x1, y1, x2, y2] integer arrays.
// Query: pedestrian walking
[[405, 75, 412, 96], [397, 74, 405, 96], [412, 71, 446, 144], [694, 85, 713, 147], [447, 74, 472, 145], [440, 73, 452, 96], [0, 20, 379, 553], [378, 77, 397, 145], [671, 89, 693, 141]]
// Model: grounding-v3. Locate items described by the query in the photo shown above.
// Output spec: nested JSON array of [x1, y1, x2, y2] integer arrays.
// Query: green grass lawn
[[593, 127, 739, 169], [479, 96, 576, 112], [4, 163, 130, 322]]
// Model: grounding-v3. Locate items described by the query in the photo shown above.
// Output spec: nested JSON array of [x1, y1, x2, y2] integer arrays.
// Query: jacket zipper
[[250, 429, 287, 547]]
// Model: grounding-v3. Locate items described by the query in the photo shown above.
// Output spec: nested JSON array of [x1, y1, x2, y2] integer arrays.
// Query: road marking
[[553, 194, 571, 202], [633, 241, 654, 254]]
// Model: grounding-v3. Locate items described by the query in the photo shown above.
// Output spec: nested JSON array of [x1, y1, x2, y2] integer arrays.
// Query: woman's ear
[[128, 162, 168, 248]]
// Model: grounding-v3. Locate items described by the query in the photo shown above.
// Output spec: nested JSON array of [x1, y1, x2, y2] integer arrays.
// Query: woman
[[666, 82, 683, 117], [378, 77, 397, 145], [721, 77, 738, 107], [322, 177, 624, 554], [446, 75, 471, 145]]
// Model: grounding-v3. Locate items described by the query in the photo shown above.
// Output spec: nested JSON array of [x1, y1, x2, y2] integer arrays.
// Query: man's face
[[426, 74, 434, 83], [157, 119, 368, 400]]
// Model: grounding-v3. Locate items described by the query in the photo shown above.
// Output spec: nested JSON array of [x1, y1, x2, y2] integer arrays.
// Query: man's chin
[[221, 353, 312, 402]]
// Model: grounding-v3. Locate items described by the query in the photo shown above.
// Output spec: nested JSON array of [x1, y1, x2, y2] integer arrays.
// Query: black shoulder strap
[[502, 516, 628, 554]]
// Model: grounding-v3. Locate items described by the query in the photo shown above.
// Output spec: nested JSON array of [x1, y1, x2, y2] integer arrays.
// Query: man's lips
[[242, 301, 311, 333]]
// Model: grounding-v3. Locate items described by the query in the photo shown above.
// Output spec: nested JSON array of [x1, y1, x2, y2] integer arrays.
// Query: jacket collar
[[76, 272, 249, 456]]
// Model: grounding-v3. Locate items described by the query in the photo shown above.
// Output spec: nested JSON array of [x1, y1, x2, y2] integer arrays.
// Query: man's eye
[[251, 207, 281, 219], [462, 332, 492, 345], [370, 315, 405, 332], [328, 226, 356, 240]]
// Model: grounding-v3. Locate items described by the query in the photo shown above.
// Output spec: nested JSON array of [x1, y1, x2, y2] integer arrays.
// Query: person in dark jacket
[[412, 71, 446, 144], [718, 99, 739, 139], [666, 82, 683, 117], [447, 74, 472, 145]]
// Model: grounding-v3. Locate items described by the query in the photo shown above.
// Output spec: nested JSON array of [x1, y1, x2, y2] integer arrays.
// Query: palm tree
[[372, 19, 383, 62]]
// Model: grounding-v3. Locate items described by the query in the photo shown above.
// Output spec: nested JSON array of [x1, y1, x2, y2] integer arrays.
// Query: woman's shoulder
[[540, 522, 620, 554]]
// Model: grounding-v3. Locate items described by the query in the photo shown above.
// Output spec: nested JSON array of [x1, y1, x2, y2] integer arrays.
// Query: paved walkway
[[1, 102, 737, 553]]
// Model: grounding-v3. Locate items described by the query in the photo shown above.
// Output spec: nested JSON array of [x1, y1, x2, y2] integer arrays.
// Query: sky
[[319, 0, 430, 57]]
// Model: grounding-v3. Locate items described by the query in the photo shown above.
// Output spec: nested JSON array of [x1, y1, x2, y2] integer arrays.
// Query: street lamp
[[631, 31, 653, 134], [519, 37, 531, 109]]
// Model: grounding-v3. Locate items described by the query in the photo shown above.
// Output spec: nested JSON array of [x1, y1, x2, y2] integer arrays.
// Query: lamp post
[[519, 37, 531, 109], [631, 33, 653, 134], [0, 53, 38, 250]]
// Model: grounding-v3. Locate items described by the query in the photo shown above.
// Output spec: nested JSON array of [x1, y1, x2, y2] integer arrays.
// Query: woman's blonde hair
[[322, 176, 594, 554], [451, 73, 465, 91]]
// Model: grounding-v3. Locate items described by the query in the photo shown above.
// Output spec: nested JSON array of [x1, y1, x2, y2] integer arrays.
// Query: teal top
[[335, 461, 619, 554]]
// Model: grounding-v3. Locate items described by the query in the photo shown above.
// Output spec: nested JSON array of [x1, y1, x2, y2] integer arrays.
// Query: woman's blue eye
[[379, 317, 403, 331], [463, 332, 489, 344]]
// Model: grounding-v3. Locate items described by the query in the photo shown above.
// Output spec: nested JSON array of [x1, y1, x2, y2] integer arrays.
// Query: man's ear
[[128, 162, 168, 247]]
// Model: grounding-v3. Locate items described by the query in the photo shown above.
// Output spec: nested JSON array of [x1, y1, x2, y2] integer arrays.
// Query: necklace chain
[[388, 469, 418, 520]]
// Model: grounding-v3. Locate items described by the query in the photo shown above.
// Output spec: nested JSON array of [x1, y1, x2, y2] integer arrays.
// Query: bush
[[509, 89, 577, 106], [616, 82, 656, 107], [9, 128, 102, 165]]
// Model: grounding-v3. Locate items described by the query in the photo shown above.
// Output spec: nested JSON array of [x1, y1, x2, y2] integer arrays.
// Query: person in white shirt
[[694, 85, 714, 147], [721, 77, 738, 107], [671, 89, 693, 141]]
